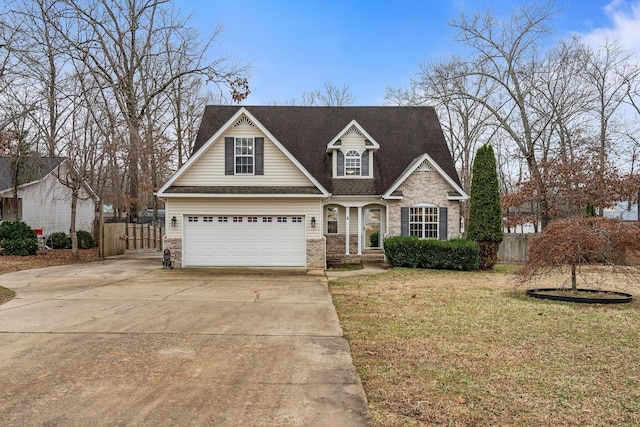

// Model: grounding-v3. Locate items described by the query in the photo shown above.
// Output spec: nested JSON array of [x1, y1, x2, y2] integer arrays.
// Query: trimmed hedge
[[0, 220, 38, 256], [384, 236, 479, 271]]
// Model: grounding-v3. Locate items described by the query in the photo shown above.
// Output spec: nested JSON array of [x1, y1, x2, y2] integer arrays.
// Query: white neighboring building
[[603, 201, 638, 222], [0, 157, 98, 235]]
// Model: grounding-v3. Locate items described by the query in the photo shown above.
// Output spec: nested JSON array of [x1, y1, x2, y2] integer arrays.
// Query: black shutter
[[337, 151, 344, 176], [225, 137, 234, 175], [401, 207, 409, 236], [362, 150, 369, 176], [255, 137, 264, 175], [439, 207, 448, 240]]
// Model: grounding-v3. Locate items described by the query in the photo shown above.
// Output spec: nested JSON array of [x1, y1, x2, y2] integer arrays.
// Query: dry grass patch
[[329, 267, 640, 426]]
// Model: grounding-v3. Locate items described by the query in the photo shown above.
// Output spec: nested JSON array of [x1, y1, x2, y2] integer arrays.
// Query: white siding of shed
[[16, 172, 96, 235]]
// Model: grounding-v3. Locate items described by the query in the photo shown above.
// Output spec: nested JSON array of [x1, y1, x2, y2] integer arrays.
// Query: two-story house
[[157, 106, 467, 269]]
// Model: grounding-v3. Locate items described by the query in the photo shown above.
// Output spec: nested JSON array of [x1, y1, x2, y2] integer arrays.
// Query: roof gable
[[383, 153, 468, 200], [0, 157, 99, 201], [187, 106, 463, 196], [158, 108, 329, 196], [326, 120, 380, 153]]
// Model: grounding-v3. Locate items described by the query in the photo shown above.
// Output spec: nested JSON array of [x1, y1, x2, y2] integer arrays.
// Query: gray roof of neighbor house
[[0, 157, 65, 191], [191, 106, 462, 195]]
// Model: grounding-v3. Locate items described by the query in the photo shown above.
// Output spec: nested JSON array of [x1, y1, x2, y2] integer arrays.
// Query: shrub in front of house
[[0, 220, 38, 256], [48, 232, 71, 249], [76, 230, 96, 249], [384, 236, 479, 271]]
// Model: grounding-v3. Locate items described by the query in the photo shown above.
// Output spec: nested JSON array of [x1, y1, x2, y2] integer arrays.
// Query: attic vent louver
[[417, 159, 435, 171], [343, 125, 363, 137], [234, 116, 255, 128]]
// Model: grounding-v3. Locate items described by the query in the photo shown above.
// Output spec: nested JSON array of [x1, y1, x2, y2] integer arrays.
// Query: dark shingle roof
[[192, 106, 461, 195], [0, 157, 65, 191]]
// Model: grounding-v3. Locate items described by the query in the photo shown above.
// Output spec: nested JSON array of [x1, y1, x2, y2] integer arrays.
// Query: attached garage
[[182, 214, 306, 267]]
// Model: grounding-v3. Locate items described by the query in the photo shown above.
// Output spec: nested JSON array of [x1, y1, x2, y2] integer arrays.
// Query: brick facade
[[163, 237, 183, 268], [387, 170, 461, 238], [306, 238, 325, 270]]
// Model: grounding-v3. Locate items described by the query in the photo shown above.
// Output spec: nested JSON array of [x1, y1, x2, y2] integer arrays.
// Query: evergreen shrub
[[48, 232, 71, 249], [0, 220, 38, 256], [384, 236, 479, 271], [76, 230, 96, 249]]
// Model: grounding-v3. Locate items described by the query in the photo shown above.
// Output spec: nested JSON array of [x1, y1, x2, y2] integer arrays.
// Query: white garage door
[[183, 215, 306, 267]]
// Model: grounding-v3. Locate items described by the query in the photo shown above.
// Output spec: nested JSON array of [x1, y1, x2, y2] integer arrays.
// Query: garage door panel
[[183, 215, 305, 267]]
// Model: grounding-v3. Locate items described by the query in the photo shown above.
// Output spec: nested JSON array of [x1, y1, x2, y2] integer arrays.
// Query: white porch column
[[357, 206, 362, 255], [345, 207, 350, 255]]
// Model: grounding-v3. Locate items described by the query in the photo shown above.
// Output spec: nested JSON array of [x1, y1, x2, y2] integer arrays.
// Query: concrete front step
[[327, 252, 386, 267]]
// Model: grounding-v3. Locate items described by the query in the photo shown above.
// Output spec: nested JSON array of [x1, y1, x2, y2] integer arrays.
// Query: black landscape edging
[[525, 288, 634, 304]]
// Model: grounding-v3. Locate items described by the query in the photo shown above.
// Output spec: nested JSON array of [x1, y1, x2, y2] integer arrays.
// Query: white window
[[248, 217, 258, 223], [203, 216, 213, 222], [188, 216, 198, 222], [326, 207, 338, 234], [410, 206, 438, 239], [277, 217, 287, 223], [233, 216, 243, 223], [235, 137, 254, 174], [292, 217, 302, 223], [345, 150, 361, 176], [263, 217, 273, 223], [218, 216, 228, 223]]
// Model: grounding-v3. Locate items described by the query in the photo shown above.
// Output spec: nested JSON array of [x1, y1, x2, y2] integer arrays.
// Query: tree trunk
[[571, 263, 577, 293], [70, 186, 79, 260]]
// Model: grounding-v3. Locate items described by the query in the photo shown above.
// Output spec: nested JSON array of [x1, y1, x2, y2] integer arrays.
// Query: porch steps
[[326, 250, 386, 267]]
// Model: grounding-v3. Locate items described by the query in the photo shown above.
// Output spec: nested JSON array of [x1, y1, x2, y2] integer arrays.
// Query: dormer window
[[345, 150, 361, 176]]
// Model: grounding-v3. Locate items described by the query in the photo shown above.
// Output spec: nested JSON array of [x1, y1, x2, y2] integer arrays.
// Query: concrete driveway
[[0, 253, 370, 426]]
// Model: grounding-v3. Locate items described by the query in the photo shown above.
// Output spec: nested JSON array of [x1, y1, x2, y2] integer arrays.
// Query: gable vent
[[417, 159, 435, 171], [343, 125, 363, 137], [234, 116, 255, 128]]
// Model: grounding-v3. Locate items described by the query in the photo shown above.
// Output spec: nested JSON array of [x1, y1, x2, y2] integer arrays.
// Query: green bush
[[76, 230, 95, 249], [0, 220, 38, 256], [48, 232, 71, 249], [384, 236, 479, 271]]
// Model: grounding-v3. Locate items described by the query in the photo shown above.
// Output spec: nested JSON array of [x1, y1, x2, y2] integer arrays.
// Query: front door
[[364, 208, 381, 249]]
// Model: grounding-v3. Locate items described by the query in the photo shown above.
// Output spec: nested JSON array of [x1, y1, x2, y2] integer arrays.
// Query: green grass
[[0, 285, 15, 304], [329, 267, 640, 426]]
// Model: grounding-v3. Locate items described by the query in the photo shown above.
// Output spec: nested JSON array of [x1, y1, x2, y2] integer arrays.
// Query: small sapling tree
[[520, 216, 640, 293]]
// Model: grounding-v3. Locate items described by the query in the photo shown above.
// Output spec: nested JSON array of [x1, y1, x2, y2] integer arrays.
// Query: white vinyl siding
[[174, 127, 312, 186], [3, 165, 96, 235], [332, 131, 372, 178]]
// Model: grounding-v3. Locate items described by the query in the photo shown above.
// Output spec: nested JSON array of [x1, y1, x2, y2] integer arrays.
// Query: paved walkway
[[0, 253, 371, 426]]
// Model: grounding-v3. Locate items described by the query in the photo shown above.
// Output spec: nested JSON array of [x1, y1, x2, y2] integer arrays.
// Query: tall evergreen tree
[[468, 144, 503, 269]]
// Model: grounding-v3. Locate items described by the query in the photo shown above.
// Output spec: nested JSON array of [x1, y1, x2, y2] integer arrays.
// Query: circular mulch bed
[[526, 288, 633, 304]]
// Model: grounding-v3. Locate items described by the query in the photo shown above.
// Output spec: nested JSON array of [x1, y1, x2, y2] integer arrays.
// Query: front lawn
[[329, 267, 640, 426]]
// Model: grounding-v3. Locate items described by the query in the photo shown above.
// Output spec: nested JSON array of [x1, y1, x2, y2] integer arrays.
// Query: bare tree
[[52, 0, 250, 222], [387, 56, 497, 195], [448, 1, 560, 228], [578, 39, 639, 214], [283, 81, 356, 106]]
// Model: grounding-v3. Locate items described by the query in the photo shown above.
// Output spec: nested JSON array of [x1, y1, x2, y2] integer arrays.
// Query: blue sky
[[174, 0, 640, 105]]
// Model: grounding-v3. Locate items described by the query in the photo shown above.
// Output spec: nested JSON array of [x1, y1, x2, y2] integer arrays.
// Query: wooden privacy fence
[[101, 223, 126, 257], [125, 223, 163, 250], [100, 222, 163, 257], [498, 233, 537, 263]]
